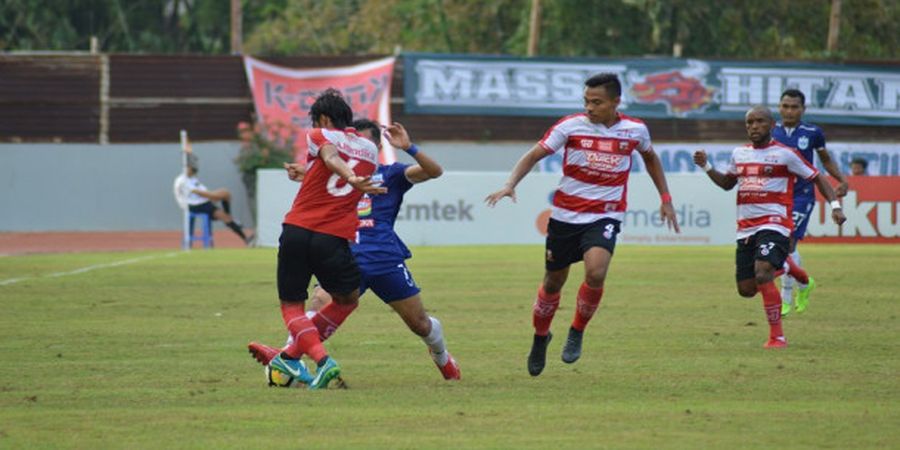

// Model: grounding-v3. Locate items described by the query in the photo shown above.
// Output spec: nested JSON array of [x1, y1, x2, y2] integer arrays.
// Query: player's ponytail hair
[[310, 88, 353, 129]]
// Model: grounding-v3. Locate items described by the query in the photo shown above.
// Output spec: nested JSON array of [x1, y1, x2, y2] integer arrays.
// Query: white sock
[[422, 316, 449, 366], [781, 274, 795, 305]]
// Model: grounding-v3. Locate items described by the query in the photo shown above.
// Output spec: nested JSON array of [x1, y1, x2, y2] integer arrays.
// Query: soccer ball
[[265, 363, 307, 388]]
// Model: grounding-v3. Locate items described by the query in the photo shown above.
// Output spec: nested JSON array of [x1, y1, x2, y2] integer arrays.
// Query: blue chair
[[183, 212, 214, 249]]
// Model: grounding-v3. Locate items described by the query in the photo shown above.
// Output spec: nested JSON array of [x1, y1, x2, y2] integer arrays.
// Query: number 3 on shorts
[[326, 159, 360, 197]]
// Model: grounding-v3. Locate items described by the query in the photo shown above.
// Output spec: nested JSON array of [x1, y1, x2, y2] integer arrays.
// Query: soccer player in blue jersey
[[774, 89, 849, 315], [250, 120, 460, 380]]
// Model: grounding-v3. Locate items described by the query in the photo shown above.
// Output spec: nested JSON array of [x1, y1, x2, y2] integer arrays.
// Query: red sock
[[532, 285, 560, 336], [280, 302, 327, 362], [784, 256, 809, 284], [311, 302, 358, 341], [757, 282, 784, 340], [572, 283, 603, 331]]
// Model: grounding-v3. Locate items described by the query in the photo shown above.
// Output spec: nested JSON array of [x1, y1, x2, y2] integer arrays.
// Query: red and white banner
[[807, 176, 900, 243], [243, 56, 396, 165]]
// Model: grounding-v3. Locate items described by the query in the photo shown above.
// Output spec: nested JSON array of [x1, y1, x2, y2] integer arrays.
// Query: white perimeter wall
[[0, 142, 251, 231], [257, 171, 738, 247]]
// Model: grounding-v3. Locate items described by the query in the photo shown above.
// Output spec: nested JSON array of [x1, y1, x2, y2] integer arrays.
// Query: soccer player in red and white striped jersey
[[693, 106, 846, 348], [249, 89, 386, 389], [486, 73, 680, 376]]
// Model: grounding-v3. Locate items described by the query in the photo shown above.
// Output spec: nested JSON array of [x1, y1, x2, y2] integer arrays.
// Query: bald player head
[[745, 105, 775, 146]]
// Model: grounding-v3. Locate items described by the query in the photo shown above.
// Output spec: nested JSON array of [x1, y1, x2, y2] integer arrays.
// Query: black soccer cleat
[[561, 327, 583, 364], [527, 332, 552, 376]]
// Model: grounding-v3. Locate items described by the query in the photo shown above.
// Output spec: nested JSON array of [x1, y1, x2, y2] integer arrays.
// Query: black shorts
[[545, 218, 620, 272], [277, 224, 360, 302], [735, 230, 790, 282], [188, 201, 218, 217]]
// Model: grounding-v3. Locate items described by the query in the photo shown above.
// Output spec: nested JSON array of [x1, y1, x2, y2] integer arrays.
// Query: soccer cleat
[[268, 354, 314, 385], [527, 332, 552, 376], [431, 350, 461, 380], [248, 341, 280, 366], [307, 356, 341, 390], [561, 327, 584, 364], [764, 336, 788, 349], [795, 277, 815, 314], [781, 302, 792, 317]]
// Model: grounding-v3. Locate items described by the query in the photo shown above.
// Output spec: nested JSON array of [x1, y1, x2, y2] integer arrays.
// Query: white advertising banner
[[256, 170, 739, 247]]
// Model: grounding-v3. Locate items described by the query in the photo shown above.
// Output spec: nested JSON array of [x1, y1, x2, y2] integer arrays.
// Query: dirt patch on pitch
[[0, 230, 254, 256]]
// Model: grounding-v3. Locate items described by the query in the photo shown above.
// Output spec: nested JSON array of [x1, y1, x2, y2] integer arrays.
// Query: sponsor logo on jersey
[[357, 195, 372, 217], [585, 152, 625, 171], [739, 176, 767, 191]]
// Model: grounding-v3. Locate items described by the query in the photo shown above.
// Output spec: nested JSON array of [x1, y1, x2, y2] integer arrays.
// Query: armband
[[830, 200, 842, 210], [660, 193, 673, 204], [405, 144, 419, 157], [703, 161, 713, 172]]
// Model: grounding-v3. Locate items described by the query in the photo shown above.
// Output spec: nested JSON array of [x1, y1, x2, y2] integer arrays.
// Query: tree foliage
[[0, 0, 896, 60]]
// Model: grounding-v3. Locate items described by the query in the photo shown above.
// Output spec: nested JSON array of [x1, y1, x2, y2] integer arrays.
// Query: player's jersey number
[[326, 159, 360, 197]]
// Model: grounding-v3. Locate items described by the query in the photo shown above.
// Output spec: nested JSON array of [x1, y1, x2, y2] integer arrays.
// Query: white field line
[[0, 252, 180, 286]]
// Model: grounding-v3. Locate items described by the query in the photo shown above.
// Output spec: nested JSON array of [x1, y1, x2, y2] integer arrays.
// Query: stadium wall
[[0, 142, 251, 232], [4, 142, 898, 238], [0, 141, 527, 232]]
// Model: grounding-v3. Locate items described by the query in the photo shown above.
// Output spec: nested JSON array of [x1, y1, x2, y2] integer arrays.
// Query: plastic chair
[[184, 212, 214, 249]]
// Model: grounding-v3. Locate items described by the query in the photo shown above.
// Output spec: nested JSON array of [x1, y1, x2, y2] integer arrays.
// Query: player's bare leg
[[528, 267, 568, 376], [389, 294, 460, 380], [306, 285, 332, 314], [563, 247, 610, 364]]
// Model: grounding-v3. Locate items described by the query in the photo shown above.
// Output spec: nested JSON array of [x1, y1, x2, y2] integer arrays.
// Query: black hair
[[309, 88, 353, 129], [352, 118, 381, 145], [851, 157, 868, 169], [584, 73, 622, 98], [780, 88, 806, 106]]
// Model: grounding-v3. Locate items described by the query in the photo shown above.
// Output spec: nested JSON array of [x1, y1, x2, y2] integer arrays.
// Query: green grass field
[[1, 245, 897, 449]]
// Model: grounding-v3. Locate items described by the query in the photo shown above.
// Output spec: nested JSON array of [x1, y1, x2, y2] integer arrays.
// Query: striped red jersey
[[283, 127, 378, 240], [539, 112, 653, 224], [726, 140, 819, 239]]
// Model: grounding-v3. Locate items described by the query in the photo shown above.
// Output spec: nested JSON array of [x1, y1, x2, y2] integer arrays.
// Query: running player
[[249, 89, 385, 390], [693, 106, 846, 348], [485, 73, 680, 376], [250, 120, 461, 380], [773, 89, 848, 315]]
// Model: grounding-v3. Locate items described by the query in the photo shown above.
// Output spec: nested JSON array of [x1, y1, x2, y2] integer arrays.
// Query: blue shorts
[[791, 198, 815, 240], [360, 262, 420, 303]]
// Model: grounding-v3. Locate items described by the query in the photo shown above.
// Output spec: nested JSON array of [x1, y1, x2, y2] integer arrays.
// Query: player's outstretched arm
[[385, 123, 443, 183], [693, 150, 737, 191], [816, 147, 849, 197], [813, 174, 847, 225], [284, 162, 306, 182], [404, 149, 443, 183], [640, 150, 680, 233], [320, 143, 388, 195], [485, 143, 547, 207]]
